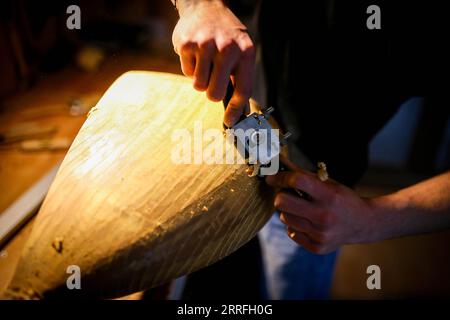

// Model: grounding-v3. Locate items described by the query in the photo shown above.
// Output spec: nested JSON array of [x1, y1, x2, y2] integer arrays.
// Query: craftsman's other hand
[[172, 0, 255, 127], [266, 166, 377, 254]]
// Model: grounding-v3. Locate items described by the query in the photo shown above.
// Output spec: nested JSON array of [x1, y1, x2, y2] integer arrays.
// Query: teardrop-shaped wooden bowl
[[2, 71, 275, 299]]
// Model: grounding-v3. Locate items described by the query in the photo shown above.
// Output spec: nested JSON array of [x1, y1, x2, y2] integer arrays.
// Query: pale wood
[[3, 71, 275, 299]]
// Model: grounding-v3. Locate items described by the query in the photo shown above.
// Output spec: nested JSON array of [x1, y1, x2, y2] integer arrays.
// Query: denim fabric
[[259, 213, 338, 300]]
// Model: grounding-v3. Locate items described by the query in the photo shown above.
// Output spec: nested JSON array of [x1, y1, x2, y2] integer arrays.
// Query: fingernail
[[224, 116, 236, 128]]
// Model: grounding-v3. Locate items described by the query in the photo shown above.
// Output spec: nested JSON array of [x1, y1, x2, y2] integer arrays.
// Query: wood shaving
[[317, 162, 329, 182]]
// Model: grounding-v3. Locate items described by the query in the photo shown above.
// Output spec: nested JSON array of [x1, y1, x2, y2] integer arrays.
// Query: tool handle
[[279, 154, 313, 202], [223, 80, 234, 110]]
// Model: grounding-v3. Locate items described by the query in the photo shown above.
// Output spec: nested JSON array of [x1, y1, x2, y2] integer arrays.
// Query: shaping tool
[[223, 82, 290, 176]]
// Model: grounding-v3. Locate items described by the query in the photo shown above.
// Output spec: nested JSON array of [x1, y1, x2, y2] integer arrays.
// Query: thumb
[[224, 94, 249, 127]]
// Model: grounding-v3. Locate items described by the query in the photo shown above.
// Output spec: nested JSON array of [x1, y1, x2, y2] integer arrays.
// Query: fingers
[[280, 213, 318, 236], [266, 171, 332, 201], [281, 212, 336, 250], [275, 192, 316, 220], [177, 41, 196, 77], [223, 39, 255, 127], [286, 228, 325, 254], [173, 22, 255, 126], [207, 40, 240, 102], [180, 54, 196, 77], [274, 191, 337, 229], [287, 228, 335, 254], [193, 40, 216, 90]]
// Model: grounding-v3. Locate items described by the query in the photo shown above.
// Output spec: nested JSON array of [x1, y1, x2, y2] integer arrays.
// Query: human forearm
[[266, 167, 450, 254], [368, 171, 450, 242], [171, 0, 225, 16]]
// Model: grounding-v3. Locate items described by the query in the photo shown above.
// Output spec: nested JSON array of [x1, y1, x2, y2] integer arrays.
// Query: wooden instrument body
[[3, 72, 275, 299]]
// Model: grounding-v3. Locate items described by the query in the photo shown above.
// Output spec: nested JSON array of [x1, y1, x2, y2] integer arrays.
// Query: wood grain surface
[[2, 71, 275, 299]]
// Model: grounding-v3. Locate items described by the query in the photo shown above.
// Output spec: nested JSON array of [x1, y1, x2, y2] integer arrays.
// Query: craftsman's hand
[[266, 166, 377, 254], [172, 0, 255, 127]]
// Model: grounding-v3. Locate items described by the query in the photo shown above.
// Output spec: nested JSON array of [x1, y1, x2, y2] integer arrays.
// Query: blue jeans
[[259, 213, 338, 299]]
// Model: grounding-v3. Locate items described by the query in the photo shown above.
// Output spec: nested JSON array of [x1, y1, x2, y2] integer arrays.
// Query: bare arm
[[368, 171, 450, 241], [266, 164, 450, 254]]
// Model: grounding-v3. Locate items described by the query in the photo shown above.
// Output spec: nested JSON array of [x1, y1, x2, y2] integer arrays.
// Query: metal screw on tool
[[263, 106, 274, 119], [281, 132, 292, 146]]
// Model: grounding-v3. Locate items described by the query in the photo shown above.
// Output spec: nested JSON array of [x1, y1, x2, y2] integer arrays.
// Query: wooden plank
[[2, 71, 276, 299], [0, 162, 61, 248]]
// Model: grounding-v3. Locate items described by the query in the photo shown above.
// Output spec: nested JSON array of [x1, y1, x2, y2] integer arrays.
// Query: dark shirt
[[257, 0, 447, 186]]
